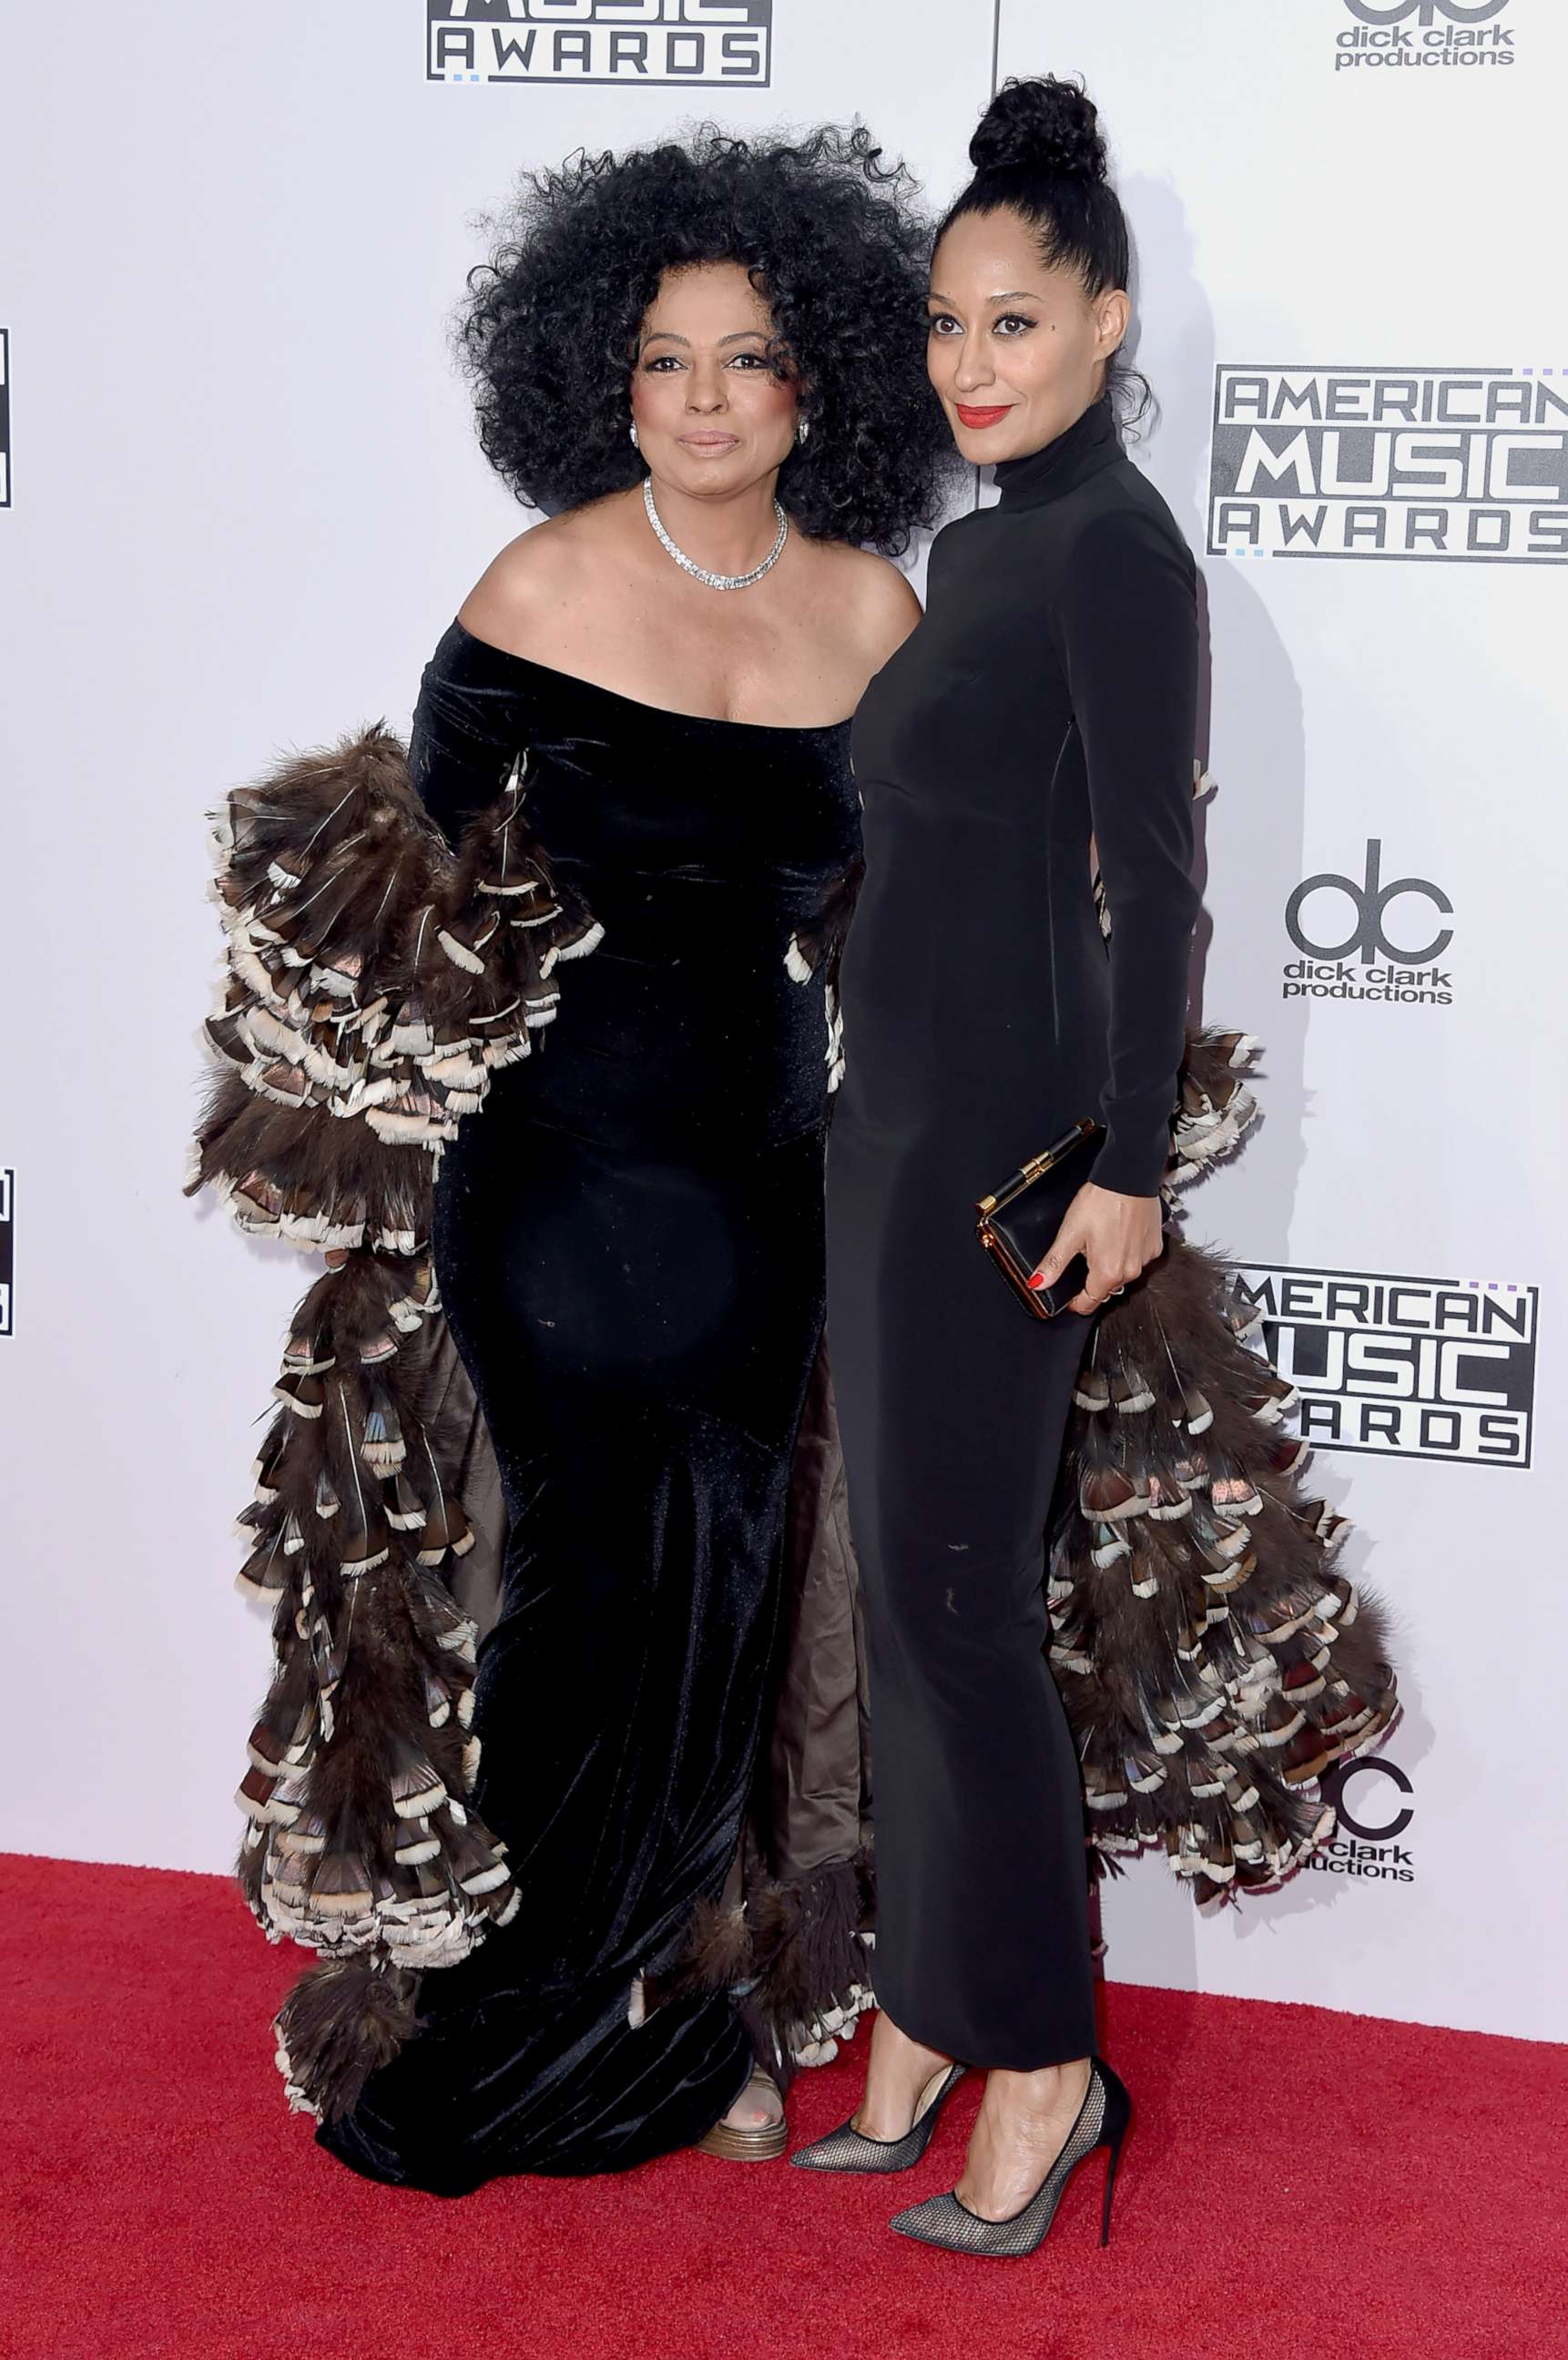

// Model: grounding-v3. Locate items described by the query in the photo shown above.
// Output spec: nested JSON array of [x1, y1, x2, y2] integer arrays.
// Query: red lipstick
[[955, 402, 1013, 430]]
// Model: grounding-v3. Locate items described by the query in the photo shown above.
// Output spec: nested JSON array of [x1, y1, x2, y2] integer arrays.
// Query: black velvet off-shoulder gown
[[826, 395, 1201, 2069], [321, 623, 859, 2190]]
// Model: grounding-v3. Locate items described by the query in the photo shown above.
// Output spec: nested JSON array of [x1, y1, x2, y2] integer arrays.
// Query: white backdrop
[[3, 0, 1563, 2045]]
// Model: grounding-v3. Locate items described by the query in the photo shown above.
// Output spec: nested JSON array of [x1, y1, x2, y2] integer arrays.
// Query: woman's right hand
[[1028, 1180, 1163, 1315]]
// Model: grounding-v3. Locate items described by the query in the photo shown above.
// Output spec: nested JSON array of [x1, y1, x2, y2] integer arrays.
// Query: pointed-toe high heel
[[889, 2058, 1131, 2257], [790, 2062, 967, 2174]]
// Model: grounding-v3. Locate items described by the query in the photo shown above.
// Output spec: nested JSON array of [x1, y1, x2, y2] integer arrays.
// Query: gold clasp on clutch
[[974, 1118, 1101, 1219]]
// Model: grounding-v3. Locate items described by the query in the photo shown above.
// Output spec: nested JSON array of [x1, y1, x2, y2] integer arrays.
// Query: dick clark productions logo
[[1283, 840, 1453, 1007], [1312, 1757, 1416, 1886], [1336, 0, 1516, 71], [426, 1, 773, 86]]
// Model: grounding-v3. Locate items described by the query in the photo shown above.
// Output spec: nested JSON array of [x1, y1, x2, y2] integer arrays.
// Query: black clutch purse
[[975, 1117, 1105, 1319]]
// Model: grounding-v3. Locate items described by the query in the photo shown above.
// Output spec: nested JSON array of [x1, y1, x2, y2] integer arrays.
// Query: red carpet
[[4, 1854, 1563, 2360]]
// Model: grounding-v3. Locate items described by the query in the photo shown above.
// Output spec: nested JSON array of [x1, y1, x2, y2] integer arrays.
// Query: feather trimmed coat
[[189, 727, 1397, 2124]]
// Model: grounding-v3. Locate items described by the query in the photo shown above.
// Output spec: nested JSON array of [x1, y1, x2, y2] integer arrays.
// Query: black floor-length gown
[[826, 396, 1201, 2069], [321, 623, 859, 2190]]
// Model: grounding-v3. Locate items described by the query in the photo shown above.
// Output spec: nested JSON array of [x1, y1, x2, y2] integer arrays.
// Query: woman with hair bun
[[797, 72, 1396, 2254], [193, 126, 952, 2193], [799, 85, 1167, 2247]]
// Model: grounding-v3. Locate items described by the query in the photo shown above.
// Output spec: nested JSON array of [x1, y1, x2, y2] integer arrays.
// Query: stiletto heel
[[1100, 2124, 1125, 2246], [790, 2061, 966, 2174], [890, 2058, 1132, 2258]]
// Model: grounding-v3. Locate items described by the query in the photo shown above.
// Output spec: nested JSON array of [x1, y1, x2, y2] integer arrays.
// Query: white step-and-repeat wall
[[3, 1, 1563, 2043]]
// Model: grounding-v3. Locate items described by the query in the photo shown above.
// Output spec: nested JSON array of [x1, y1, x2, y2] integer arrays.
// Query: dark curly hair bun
[[942, 72, 1147, 426], [969, 76, 1106, 183]]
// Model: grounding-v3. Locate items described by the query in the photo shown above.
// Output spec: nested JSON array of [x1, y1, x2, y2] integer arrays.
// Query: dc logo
[[1321, 1755, 1414, 1842], [1344, 0, 1508, 24], [1286, 839, 1454, 964]]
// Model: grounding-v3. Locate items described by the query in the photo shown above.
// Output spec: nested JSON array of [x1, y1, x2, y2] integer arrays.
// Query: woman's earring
[[796, 417, 811, 445], [629, 422, 640, 451]]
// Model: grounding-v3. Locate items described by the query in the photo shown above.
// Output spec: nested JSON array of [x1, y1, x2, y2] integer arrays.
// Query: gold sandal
[[695, 2069, 788, 2162]]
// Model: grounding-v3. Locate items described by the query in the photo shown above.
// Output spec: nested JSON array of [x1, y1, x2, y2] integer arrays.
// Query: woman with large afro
[[207, 124, 957, 2192]]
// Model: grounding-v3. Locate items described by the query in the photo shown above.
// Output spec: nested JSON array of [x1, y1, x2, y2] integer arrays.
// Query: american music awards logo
[[0, 1167, 13, 1336], [1311, 1755, 1417, 1887], [1334, 0, 1517, 73], [0, 331, 10, 509], [1208, 367, 1568, 563], [1229, 1265, 1538, 1467], [426, 1, 773, 86], [1283, 840, 1454, 1009]]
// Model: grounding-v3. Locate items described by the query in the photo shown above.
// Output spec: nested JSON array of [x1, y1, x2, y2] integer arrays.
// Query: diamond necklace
[[642, 477, 789, 592]]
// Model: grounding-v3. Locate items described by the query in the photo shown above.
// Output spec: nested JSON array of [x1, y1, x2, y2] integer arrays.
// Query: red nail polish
[[1026, 1272, 1047, 1290]]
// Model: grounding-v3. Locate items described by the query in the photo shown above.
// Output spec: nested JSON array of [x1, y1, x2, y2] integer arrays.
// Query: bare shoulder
[[805, 540, 922, 665], [457, 497, 631, 655]]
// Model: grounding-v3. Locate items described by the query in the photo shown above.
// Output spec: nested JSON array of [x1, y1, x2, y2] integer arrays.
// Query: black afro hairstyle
[[458, 124, 959, 556]]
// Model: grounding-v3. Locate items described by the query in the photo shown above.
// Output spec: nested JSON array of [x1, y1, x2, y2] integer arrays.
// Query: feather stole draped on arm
[[193, 736, 1398, 2126], [1044, 768, 1400, 1899], [187, 727, 600, 2120], [1053, 1023, 1400, 1902]]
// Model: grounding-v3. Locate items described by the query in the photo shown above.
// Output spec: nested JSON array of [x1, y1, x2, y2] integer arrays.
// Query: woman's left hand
[[1028, 1181, 1164, 1316]]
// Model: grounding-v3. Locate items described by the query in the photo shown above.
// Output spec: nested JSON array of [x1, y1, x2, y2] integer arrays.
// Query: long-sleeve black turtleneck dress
[[826, 395, 1200, 2067]]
